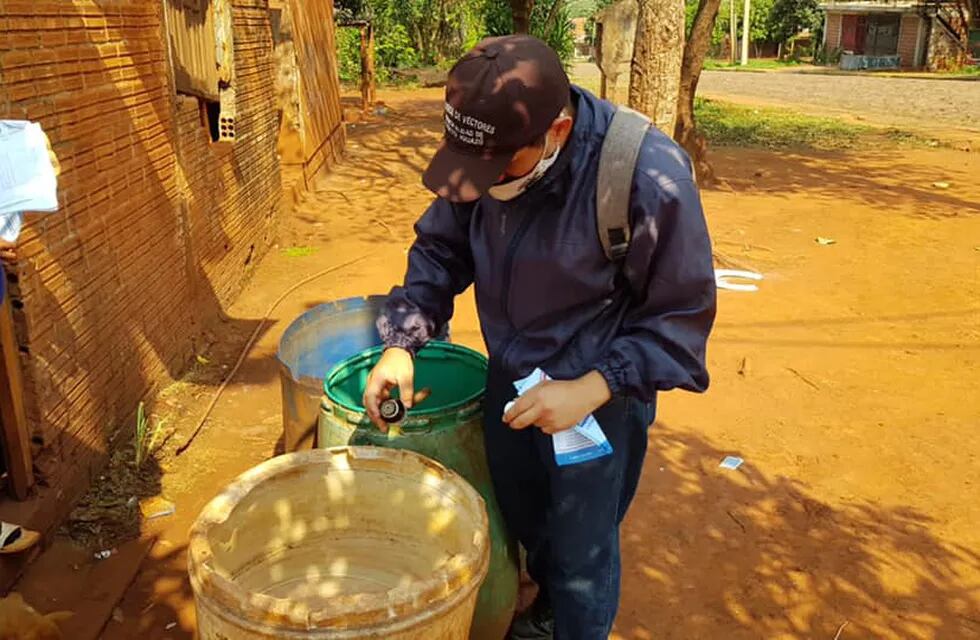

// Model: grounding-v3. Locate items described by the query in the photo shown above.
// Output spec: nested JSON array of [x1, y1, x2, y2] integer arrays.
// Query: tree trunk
[[360, 23, 376, 111], [674, 0, 723, 185], [543, 0, 566, 33], [629, 0, 685, 135], [511, 0, 534, 33]]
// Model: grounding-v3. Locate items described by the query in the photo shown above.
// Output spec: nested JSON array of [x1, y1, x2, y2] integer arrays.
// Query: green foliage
[[336, 0, 577, 84], [567, 0, 600, 17], [336, 0, 483, 83], [337, 27, 362, 83], [814, 45, 842, 64], [590, 0, 617, 12], [703, 57, 800, 69], [949, 65, 980, 76], [376, 22, 421, 68], [705, 0, 739, 50], [337, 22, 419, 84], [767, 0, 822, 45], [685, 0, 700, 36], [748, 0, 775, 42], [705, 0, 816, 49], [484, 0, 575, 63], [134, 402, 167, 469]]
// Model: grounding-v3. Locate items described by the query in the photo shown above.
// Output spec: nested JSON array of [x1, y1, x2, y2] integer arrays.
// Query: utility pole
[[729, 0, 737, 64], [740, 0, 751, 66]]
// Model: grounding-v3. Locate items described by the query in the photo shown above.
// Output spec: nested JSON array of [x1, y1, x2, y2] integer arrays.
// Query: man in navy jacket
[[364, 35, 716, 640]]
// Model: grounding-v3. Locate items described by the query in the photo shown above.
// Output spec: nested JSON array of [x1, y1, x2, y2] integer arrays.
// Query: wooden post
[[0, 290, 33, 500], [360, 23, 376, 112], [596, 22, 608, 99], [366, 23, 376, 106]]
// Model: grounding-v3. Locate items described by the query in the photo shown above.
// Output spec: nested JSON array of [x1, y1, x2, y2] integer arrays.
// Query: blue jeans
[[483, 368, 653, 640]]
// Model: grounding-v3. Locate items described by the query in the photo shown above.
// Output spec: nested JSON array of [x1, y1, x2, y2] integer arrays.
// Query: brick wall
[[0, 0, 283, 501], [927, 15, 968, 70], [898, 15, 922, 68], [825, 13, 843, 52]]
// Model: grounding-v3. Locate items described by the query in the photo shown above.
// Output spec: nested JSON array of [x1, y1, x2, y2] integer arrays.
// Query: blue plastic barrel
[[276, 296, 447, 451]]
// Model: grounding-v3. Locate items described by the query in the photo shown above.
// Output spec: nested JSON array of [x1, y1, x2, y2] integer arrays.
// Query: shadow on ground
[[93, 422, 980, 639], [616, 424, 980, 639]]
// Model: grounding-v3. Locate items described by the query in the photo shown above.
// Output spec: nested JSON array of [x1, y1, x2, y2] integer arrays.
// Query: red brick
[[1, 31, 41, 49], [6, 81, 36, 102], [39, 31, 69, 47], [53, 44, 96, 63]]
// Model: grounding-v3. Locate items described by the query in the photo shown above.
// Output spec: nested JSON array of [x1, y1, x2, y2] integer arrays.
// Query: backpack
[[595, 107, 652, 263]]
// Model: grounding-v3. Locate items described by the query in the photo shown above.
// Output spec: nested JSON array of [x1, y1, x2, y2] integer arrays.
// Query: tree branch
[[543, 0, 566, 33], [674, 0, 724, 184]]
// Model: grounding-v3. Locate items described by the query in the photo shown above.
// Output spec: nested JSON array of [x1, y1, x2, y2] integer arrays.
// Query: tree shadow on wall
[[0, 0, 281, 607], [616, 424, 980, 639], [1, 0, 282, 498]]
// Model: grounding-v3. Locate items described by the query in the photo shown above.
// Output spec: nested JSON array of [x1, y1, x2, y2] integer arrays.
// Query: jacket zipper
[[495, 210, 536, 370]]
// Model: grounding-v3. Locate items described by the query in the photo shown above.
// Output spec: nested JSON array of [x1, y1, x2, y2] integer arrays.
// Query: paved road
[[697, 70, 980, 132]]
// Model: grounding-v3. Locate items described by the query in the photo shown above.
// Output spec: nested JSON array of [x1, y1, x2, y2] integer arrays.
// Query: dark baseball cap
[[423, 35, 571, 202]]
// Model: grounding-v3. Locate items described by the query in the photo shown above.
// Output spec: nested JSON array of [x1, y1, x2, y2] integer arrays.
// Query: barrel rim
[[188, 447, 490, 632], [276, 295, 387, 377], [325, 342, 487, 417]]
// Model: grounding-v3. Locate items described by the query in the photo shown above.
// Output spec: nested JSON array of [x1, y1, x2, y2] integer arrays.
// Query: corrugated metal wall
[[289, 0, 346, 184], [164, 0, 222, 100]]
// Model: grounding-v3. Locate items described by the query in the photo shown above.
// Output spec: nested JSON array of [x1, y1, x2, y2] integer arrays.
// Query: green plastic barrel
[[319, 342, 517, 640]]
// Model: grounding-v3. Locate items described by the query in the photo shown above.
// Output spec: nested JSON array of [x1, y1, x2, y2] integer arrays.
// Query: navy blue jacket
[[380, 87, 716, 402]]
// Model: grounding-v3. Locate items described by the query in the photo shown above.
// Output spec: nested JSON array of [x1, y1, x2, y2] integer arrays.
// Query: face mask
[[488, 133, 564, 202]]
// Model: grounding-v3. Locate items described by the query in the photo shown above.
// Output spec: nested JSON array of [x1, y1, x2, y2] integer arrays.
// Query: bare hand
[[362, 348, 414, 430], [504, 371, 611, 434]]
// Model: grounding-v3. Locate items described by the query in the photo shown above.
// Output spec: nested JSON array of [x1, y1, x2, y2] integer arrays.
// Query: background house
[[821, 0, 976, 69]]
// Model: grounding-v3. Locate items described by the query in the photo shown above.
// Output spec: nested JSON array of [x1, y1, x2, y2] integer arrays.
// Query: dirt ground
[[15, 86, 980, 639]]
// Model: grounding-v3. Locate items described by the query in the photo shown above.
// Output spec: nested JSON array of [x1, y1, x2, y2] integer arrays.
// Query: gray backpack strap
[[596, 106, 651, 262]]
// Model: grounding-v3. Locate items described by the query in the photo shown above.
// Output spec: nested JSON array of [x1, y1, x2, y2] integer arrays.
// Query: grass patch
[[704, 58, 803, 71], [135, 401, 168, 469], [694, 99, 943, 150], [695, 98, 868, 150], [282, 246, 316, 258], [939, 65, 980, 77]]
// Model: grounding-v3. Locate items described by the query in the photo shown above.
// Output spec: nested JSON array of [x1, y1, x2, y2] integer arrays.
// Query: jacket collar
[[520, 85, 611, 201]]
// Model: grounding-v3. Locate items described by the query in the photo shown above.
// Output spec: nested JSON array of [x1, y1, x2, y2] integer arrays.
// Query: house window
[[864, 14, 901, 56]]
